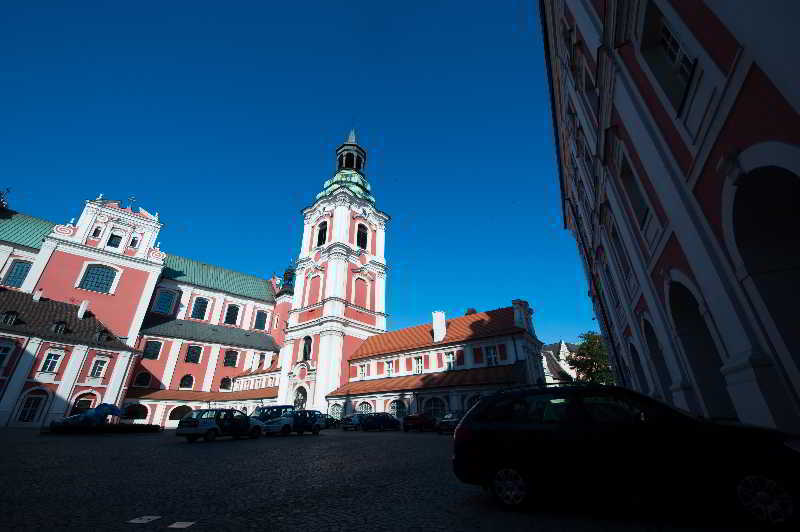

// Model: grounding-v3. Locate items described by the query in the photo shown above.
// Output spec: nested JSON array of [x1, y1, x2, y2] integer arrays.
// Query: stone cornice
[[285, 314, 385, 339], [47, 235, 165, 272], [287, 297, 388, 318]]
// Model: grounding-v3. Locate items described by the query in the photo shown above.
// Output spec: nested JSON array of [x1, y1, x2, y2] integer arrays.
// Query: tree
[[566, 331, 614, 384]]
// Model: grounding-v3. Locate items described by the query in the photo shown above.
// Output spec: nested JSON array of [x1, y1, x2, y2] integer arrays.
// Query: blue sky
[[0, 1, 596, 342]]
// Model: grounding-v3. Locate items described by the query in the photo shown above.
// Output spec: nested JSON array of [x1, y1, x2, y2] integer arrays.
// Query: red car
[[402, 413, 438, 432]]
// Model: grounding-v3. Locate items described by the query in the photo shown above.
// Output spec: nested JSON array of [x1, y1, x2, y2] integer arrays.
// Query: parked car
[[341, 413, 370, 431], [452, 384, 800, 527], [362, 412, 401, 431], [262, 411, 294, 436], [402, 412, 438, 432], [436, 411, 463, 434], [176, 409, 264, 442], [251, 404, 294, 424], [293, 410, 322, 435], [320, 414, 340, 429]]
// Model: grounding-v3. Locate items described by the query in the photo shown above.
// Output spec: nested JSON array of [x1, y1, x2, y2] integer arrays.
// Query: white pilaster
[[161, 340, 183, 389], [333, 204, 350, 243], [125, 269, 162, 347], [277, 339, 295, 404], [44, 345, 89, 425], [312, 330, 343, 411], [0, 337, 43, 425], [376, 227, 385, 258], [20, 239, 57, 293], [201, 345, 221, 391], [102, 352, 134, 405]]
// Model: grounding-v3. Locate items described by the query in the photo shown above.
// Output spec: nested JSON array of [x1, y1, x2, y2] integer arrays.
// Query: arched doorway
[[294, 387, 307, 410], [122, 404, 148, 422], [669, 281, 738, 421], [329, 403, 342, 419], [733, 166, 800, 375], [16, 390, 49, 424], [166, 405, 192, 427], [70, 392, 98, 415], [642, 319, 673, 401], [423, 397, 446, 419], [357, 401, 372, 414], [628, 344, 650, 395], [388, 400, 407, 418]]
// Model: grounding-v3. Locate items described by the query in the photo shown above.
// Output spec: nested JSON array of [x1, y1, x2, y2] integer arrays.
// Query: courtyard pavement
[[0, 427, 758, 531]]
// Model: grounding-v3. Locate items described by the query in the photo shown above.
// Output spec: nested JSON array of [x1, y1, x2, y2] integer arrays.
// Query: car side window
[[525, 394, 571, 424], [234, 411, 247, 420], [582, 395, 640, 424]]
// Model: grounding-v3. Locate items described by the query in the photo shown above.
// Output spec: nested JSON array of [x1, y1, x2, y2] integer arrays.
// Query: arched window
[[178, 375, 194, 389], [338, 154, 344, 169], [185, 345, 202, 364], [345, 153, 355, 168], [153, 290, 176, 314], [220, 377, 232, 390], [79, 265, 117, 293], [224, 350, 238, 367], [316, 221, 328, 247], [17, 390, 47, 422], [191, 297, 209, 319], [133, 372, 151, 387], [224, 304, 239, 325], [169, 405, 192, 420], [330, 403, 342, 420], [356, 156, 363, 170], [2, 260, 32, 288], [294, 387, 307, 410], [302, 336, 312, 361], [389, 400, 407, 418], [356, 224, 368, 250], [122, 404, 148, 420], [423, 397, 446, 419], [70, 393, 96, 415], [357, 401, 373, 414]]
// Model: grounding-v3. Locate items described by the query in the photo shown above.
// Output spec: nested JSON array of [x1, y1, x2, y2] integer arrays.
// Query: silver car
[[176, 408, 265, 442], [261, 412, 294, 436]]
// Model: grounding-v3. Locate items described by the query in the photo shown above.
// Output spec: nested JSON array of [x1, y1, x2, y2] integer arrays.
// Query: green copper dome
[[316, 169, 376, 204]]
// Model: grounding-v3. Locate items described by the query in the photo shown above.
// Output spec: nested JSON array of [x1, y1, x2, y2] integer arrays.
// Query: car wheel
[[280, 425, 290, 436], [492, 467, 529, 509], [735, 473, 796, 526], [186, 435, 199, 443], [312, 426, 320, 436], [250, 427, 262, 439], [203, 430, 217, 442]]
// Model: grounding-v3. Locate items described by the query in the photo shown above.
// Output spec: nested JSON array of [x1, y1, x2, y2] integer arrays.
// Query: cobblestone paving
[[0, 428, 758, 531]]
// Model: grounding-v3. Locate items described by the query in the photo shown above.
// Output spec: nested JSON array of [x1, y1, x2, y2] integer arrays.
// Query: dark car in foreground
[[320, 414, 340, 429], [177, 408, 263, 442], [362, 413, 401, 431], [292, 410, 322, 435], [341, 413, 369, 431], [436, 411, 463, 434], [402, 413, 438, 432], [452, 384, 800, 527]]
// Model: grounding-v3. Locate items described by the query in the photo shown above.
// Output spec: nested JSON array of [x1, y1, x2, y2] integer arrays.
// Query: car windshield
[[185, 410, 214, 419]]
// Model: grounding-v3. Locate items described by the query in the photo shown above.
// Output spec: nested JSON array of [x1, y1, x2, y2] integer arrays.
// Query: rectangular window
[[358, 364, 367, 378], [0, 343, 13, 369], [254, 310, 268, 330], [224, 351, 238, 367], [185, 345, 202, 364], [385, 361, 393, 376], [619, 156, 650, 228], [485, 346, 498, 366], [107, 234, 122, 248], [142, 341, 161, 360], [224, 305, 239, 325], [190, 297, 208, 319], [444, 352, 455, 370], [90, 359, 107, 378], [41, 352, 61, 373], [3, 261, 32, 288], [153, 291, 176, 314], [78, 265, 116, 293], [413, 356, 423, 375]]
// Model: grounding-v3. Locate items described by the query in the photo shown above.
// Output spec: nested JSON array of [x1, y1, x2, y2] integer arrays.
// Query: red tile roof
[[327, 364, 520, 397], [350, 307, 525, 361], [126, 386, 278, 402]]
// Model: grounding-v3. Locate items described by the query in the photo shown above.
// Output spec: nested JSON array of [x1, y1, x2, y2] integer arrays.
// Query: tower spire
[[347, 128, 357, 144]]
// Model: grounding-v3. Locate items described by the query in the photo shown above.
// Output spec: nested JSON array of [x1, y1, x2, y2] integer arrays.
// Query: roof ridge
[[379, 306, 514, 336], [0, 209, 58, 225], [165, 253, 269, 283]]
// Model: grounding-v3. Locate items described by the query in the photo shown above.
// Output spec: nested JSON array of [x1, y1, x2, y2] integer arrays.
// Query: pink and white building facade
[[0, 130, 546, 427], [540, 0, 800, 431]]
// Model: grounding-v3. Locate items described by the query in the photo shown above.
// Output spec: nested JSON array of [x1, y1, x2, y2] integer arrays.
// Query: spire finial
[[347, 128, 357, 144]]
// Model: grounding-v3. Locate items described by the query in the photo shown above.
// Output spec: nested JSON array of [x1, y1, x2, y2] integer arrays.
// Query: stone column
[[0, 337, 43, 425]]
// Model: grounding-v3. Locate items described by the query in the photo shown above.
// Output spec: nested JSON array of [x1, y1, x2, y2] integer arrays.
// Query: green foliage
[[566, 331, 614, 384]]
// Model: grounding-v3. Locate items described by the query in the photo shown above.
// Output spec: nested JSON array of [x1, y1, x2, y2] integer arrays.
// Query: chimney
[[432, 311, 446, 342], [77, 300, 90, 319], [32, 288, 43, 302]]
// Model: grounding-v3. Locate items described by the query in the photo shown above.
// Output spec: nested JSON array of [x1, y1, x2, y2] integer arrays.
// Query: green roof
[[0, 208, 275, 303], [163, 254, 275, 303], [0, 209, 56, 249], [316, 169, 376, 204]]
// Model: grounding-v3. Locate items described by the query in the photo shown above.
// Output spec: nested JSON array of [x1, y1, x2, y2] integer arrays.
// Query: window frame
[[253, 310, 268, 330], [220, 377, 232, 390], [152, 289, 178, 315], [2, 260, 33, 288], [133, 371, 151, 387], [142, 340, 162, 360], [223, 304, 240, 326], [39, 350, 65, 373], [223, 350, 239, 368], [190, 297, 209, 320], [128, 235, 139, 249], [485, 346, 498, 366], [178, 374, 194, 390], [75, 262, 122, 294], [316, 221, 328, 247], [0, 340, 15, 371], [413, 356, 423, 375], [444, 351, 455, 370], [385, 360, 393, 377], [89, 356, 110, 379], [356, 223, 369, 251], [105, 231, 125, 250], [185, 345, 203, 364], [357, 364, 367, 378]]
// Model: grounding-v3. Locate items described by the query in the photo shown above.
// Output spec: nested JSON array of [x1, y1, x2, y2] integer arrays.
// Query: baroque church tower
[[277, 130, 390, 411]]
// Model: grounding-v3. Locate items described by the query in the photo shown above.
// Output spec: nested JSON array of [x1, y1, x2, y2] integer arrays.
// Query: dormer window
[[52, 321, 66, 335], [357, 224, 368, 250], [2, 311, 17, 326], [94, 330, 109, 343], [316, 221, 327, 247], [91, 227, 102, 238], [107, 234, 122, 248]]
